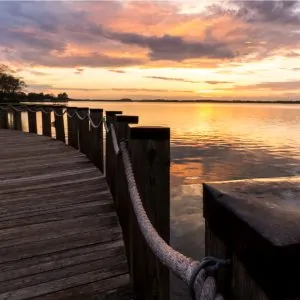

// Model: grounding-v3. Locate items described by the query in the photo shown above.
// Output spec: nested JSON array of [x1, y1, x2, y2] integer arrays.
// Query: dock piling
[[89, 109, 104, 172], [12, 105, 22, 131], [128, 126, 170, 300], [77, 108, 89, 155], [204, 177, 300, 299], [41, 106, 52, 137], [114, 115, 139, 264], [67, 107, 78, 149], [54, 106, 65, 142], [28, 105, 37, 134], [0, 105, 8, 129], [105, 111, 122, 195]]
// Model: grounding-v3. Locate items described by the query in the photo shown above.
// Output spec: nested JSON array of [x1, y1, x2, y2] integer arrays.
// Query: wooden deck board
[[0, 129, 132, 300]]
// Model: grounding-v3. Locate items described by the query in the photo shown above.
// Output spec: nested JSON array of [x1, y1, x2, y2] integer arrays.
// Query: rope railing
[[104, 119, 229, 300], [0, 105, 105, 129], [88, 113, 104, 129]]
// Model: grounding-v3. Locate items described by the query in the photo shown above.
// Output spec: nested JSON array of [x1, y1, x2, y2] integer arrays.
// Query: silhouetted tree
[[0, 65, 26, 102], [57, 92, 68, 101], [0, 65, 26, 93]]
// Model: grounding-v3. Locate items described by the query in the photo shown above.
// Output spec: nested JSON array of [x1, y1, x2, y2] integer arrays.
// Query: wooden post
[[67, 107, 78, 149], [0, 105, 8, 129], [12, 105, 22, 131], [129, 126, 170, 300], [114, 115, 139, 263], [41, 106, 52, 137], [27, 105, 37, 134], [77, 108, 89, 155], [54, 106, 65, 142], [105, 111, 122, 196], [203, 177, 300, 300], [89, 109, 104, 172]]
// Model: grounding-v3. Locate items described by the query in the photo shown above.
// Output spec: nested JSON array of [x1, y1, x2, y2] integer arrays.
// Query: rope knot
[[189, 257, 230, 300]]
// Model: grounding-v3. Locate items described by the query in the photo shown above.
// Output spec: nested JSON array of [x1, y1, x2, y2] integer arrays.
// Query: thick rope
[[75, 110, 88, 121], [88, 113, 104, 129], [111, 123, 120, 155], [103, 119, 110, 133], [66, 111, 76, 118], [40, 107, 52, 115], [26, 106, 37, 113], [9, 105, 24, 112], [119, 140, 228, 299], [54, 109, 67, 117]]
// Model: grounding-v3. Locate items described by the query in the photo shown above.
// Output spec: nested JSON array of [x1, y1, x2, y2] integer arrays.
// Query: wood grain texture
[[129, 127, 170, 300], [0, 129, 132, 300]]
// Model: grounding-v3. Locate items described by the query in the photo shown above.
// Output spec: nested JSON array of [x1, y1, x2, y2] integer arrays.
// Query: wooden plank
[[0, 201, 115, 230], [0, 213, 118, 243], [0, 163, 96, 180], [0, 184, 108, 205], [0, 176, 105, 195], [0, 129, 131, 299], [0, 254, 127, 293], [0, 240, 124, 281], [0, 169, 102, 190], [0, 260, 128, 300], [35, 274, 132, 300], [0, 226, 122, 264]]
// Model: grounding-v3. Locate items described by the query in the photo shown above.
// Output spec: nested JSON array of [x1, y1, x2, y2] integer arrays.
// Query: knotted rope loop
[[189, 257, 230, 300]]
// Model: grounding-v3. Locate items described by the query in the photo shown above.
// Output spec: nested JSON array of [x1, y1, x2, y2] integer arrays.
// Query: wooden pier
[[0, 129, 132, 299], [1, 103, 300, 300]]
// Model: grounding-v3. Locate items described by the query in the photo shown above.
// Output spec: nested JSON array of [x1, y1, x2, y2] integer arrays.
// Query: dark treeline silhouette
[[0, 65, 68, 103]]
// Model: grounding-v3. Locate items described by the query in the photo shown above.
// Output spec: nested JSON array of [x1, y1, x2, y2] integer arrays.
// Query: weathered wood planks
[[0, 129, 132, 300]]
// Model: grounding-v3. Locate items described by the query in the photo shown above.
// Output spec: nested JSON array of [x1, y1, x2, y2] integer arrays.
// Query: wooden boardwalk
[[0, 129, 132, 300]]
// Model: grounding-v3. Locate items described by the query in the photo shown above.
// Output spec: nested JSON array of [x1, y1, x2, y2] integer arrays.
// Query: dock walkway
[[0, 129, 132, 300]]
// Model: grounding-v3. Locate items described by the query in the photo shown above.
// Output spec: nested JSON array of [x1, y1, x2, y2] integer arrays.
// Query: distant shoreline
[[69, 99, 300, 104]]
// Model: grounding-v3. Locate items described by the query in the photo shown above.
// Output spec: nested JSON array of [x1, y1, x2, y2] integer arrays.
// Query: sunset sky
[[1, 0, 300, 100]]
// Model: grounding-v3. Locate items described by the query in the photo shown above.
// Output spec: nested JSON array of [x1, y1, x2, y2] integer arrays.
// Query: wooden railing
[[0, 105, 173, 299], [0, 104, 104, 173], [105, 112, 171, 300]]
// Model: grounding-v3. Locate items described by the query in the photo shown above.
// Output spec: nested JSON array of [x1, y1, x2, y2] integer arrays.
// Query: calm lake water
[[22, 102, 300, 299]]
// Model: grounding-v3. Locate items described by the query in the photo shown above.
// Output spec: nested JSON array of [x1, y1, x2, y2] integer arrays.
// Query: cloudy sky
[[1, 0, 300, 100]]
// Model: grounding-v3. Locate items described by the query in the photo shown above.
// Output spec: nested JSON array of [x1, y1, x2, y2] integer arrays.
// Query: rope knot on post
[[189, 257, 230, 300]]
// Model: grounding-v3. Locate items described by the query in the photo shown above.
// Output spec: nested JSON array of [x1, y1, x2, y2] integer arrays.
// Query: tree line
[[0, 65, 69, 103]]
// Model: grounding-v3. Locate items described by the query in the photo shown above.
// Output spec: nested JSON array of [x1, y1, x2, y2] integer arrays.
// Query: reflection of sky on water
[[29, 102, 300, 299]]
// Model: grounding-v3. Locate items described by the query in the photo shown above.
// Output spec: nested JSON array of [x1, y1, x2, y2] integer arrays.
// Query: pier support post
[[115, 115, 139, 263], [77, 108, 89, 155], [129, 126, 170, 300], [67, 107, 78, 149], [54, 106, 65, 142], [41, 106, 52, 137], [27, 105, 37, 134], [89, 109, 104, 172], [13, 105, 22, 131], [0, 105, 8, 129], [204, 177, 300, 300], [105, 111, 122, 196]]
